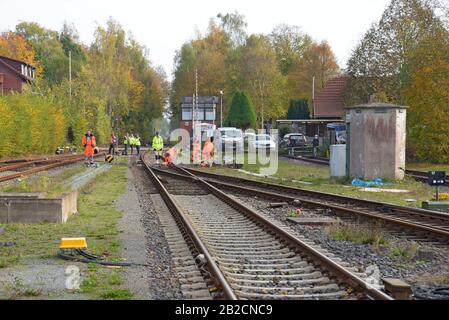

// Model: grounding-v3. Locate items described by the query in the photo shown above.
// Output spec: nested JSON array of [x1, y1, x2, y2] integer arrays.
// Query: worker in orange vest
[[163, 146, 178, 166], [82, 130, 96, 166], [201, 137, 214, 167], [192, 136, 201, 164]]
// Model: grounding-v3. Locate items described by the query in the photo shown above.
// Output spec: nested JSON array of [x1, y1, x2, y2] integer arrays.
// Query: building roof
[[181, 96, 218, 104], [313, 75, 348, 118], [277, 119, 344, 125], [345, 102, 408, 109], [0, 55, 35, 68]]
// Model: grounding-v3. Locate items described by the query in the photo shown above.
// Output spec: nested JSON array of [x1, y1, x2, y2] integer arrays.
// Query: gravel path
[[229, 192, 449, 298], [125, 157, 183, 299]]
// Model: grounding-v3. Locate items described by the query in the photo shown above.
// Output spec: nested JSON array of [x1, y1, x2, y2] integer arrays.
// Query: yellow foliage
[[403, 32, 449, 163], [0, 94, 67, 159]]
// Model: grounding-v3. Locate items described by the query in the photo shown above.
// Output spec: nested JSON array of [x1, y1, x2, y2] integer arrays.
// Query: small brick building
[[0, 55, 36, 94]]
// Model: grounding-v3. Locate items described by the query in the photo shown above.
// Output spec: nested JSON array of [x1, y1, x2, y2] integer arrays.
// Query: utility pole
[[219, 90, 223, 128], [69, 50, 72, 99], [312, 76, 315, 117]]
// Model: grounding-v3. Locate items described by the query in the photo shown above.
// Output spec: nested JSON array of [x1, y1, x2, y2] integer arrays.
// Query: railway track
[[152, 166, 449, 244], [141, 153, 391, 300], [284, 155, 449, 187], [0, 153, 105, 183]]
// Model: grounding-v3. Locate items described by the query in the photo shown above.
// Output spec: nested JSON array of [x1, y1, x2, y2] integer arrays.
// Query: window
[[21, 65, 25, 75], [195, 108, 204, 121], [205, 107, 215, 121], [182, 108, 192, 120]]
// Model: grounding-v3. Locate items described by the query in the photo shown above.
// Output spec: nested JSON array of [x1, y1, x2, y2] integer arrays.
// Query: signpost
[[428, 171, 446, 201]]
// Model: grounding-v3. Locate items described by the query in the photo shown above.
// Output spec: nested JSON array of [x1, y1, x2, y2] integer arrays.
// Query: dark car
[[286, 133, 307, 147]]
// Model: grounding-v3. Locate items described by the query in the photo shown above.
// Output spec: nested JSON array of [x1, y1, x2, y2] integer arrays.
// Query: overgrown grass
[[389, 243, 419, 262], [326, 223, 389, 246], [0, 158, 132, 299]]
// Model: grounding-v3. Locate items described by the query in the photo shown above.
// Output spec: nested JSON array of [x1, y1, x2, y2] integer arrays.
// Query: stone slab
[[0, 192, 44, 199], [287, 217, 338, 226]]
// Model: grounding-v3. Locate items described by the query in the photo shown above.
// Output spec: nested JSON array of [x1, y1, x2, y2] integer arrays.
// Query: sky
[[0, 0, 391, 80]]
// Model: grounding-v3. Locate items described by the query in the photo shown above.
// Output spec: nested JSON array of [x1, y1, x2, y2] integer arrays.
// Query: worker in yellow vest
[[129, 134, 135, 155], [152, 132, 164, 165], [135, 134, 141, 155]]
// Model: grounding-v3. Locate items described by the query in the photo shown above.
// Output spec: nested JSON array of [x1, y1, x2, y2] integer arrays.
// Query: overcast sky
[[1, 0, 391, 79]]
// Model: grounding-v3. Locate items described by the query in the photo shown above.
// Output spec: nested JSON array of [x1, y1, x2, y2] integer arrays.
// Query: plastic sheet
[[351, 178, 385, 187]]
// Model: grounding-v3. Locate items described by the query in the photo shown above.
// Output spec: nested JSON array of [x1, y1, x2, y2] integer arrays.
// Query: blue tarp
[[326, 123, 346, 131], [351, 178, 385, 187]]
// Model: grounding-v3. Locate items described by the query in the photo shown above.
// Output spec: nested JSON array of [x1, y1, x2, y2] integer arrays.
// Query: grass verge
[[0, 157, 133, 299]]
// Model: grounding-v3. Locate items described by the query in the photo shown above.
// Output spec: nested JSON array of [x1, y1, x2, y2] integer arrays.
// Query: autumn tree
[[239, 35, 288, 128], [269, 24, 312, 75], [16, 22, 69, 84], [0, 32, 42, 76], [346, 0, 449, 162], [287, 40, 340, 103], [346, 0, 446, 104]]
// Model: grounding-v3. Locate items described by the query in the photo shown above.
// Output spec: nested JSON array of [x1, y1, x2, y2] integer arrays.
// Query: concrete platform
[[0, 190, 78, 224], [287, 217, 339, 226]]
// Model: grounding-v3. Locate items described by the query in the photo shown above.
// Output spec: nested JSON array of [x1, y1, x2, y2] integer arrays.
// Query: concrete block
[[0, 191, 78, 224], [422, 201, 449, 213]]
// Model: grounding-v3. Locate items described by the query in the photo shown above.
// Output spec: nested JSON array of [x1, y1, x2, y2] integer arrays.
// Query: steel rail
[[0, 153, 81, 166], [181, 167, 449, 222], [172, 165, 392, 300], [284, 155, 449, 187], [140, 153, 238, 300], [0, 153, 105, 183], [152, 167, 449, 240], [0, 154, 84, 173]]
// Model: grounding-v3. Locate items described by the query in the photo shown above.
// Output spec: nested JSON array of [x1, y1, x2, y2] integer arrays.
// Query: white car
[[214, 127, 244, 150], [250, 134, 276, 150]]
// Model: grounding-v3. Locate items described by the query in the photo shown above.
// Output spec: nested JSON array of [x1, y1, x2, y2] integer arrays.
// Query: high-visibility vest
[[152, 135, 163, 150], [123, 137, 128, 145], [135, 138, 141, 146], [130, 136, 136, 146]]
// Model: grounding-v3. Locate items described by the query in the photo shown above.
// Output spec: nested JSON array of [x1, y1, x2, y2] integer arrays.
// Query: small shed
[[345, 103, 407, 180]]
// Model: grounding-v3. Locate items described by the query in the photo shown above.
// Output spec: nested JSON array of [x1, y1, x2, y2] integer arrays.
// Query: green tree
[[224, 90, 256, 129], [287, 99, 310, 119]]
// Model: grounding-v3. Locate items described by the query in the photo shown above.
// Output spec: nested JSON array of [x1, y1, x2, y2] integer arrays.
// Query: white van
[[214, 127, 244, 150]]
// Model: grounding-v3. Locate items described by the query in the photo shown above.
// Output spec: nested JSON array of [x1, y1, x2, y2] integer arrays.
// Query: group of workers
[[122, 133, 142, 155], [83, 130, 215, 167], [151, 132, 214, 167]]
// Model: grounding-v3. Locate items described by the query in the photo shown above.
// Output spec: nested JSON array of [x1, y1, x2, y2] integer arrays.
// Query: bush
[[0, 93, 67, 158]]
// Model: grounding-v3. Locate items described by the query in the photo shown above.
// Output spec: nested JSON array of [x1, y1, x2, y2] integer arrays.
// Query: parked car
[[250, 134, 276, 150], [214, 127, 244, 150], [283, 133, 307, 147]]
